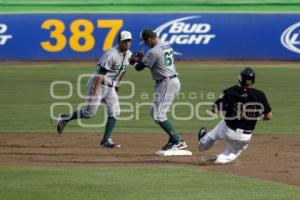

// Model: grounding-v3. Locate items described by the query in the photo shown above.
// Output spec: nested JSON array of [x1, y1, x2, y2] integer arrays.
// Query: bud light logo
[[281, 22, 300, 54], [154, 16, 216, 55]]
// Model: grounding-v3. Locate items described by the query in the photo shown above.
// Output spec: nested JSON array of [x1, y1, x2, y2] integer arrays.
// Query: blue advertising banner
[[0, 13, 300, 60]]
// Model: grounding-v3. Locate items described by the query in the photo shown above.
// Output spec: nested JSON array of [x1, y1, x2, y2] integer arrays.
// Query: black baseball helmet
[[238, 67, 256, 86], [140, 28, 157, 42]]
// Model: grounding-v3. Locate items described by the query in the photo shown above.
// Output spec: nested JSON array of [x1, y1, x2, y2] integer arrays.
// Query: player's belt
[[226, 123, 253, 134], [231, 128, 252, 134], [101, 80, 113, 88], [240, 130, 253, 134], [155, 75, 177, 84]]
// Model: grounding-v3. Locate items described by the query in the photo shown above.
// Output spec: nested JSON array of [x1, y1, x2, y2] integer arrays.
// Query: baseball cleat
[[198, 127, 208, 141], [56, 114, 67, 134], [100, 138, 121, 148], [162, 140, 188, 151], [162, 142, 173, 150]]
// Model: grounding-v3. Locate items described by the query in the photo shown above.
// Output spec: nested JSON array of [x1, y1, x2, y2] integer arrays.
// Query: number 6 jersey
[[142, 42, 178, 81]]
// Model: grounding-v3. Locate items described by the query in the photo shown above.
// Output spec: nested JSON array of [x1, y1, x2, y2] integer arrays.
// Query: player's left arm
[[134, 62, 147, 71], [261, 92, 272, 120], [263, 112, 272, 120], [129, 51, 145, 71]]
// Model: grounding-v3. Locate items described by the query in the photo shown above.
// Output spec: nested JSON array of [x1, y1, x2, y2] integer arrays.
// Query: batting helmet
[[238, 67, 256, 86]]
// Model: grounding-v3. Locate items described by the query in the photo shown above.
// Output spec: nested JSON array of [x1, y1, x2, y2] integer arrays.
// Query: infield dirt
[[0, 133, 299, 186]]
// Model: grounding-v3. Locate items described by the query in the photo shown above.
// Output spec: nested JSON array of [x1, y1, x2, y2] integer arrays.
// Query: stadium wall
[[1, 13, 300, 61]]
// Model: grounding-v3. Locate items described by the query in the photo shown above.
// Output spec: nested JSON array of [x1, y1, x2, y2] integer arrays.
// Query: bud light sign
[[1, 13, 300, 61], [281, 22, 300, 54], [0, 24, 12, 46], [155, 16, 216, 55]]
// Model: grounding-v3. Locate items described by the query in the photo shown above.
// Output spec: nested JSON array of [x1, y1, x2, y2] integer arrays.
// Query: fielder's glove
[[129, 51, 144, 65]]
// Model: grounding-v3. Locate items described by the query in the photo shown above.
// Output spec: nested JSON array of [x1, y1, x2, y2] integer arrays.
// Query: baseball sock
[[102, 116, 117, 142], [63, 110, 83, 123], [158, 120, 181, 143]]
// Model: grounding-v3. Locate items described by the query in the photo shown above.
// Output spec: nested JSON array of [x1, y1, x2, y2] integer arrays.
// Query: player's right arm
[[91, 67, 108, 97], [91, 53, 111, 97], [135, 50, 157, 71], [212, 91, 228, 113]]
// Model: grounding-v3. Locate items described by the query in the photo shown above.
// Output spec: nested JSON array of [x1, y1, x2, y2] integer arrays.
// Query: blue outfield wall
[[0, 13, 300, 61]]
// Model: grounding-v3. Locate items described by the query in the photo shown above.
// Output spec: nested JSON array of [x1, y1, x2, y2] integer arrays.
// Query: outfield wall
[[0, 13, 300, 61]]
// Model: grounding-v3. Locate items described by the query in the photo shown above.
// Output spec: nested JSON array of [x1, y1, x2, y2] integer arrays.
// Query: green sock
[[102, 117, 117, 142], [158, 120, 182, 143]]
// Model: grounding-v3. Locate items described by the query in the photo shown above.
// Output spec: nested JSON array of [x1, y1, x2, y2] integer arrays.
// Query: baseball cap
[[118, 31, 132, 42], [140, 28, 157, 41]]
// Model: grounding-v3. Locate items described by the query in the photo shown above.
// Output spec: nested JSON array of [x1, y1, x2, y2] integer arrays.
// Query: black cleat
[[56, 114, 67, 134], [162, 140, 188, 151], [198, 127, 208, 141], [100, 138, 121, 148], [162, 142, 173, 151]]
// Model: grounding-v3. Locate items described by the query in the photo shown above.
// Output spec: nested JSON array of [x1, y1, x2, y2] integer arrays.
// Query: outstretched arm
[[263, 111, 272, 120], [134, 62, 147, 71]]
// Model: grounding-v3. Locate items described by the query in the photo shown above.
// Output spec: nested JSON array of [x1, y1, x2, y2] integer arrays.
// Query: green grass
[[0, 63, 299, 134], [3, 0, 300, 4], [0, 166, 299, 200]]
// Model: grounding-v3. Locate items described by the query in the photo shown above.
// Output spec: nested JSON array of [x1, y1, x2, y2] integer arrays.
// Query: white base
[[155, 149, 192, 156]]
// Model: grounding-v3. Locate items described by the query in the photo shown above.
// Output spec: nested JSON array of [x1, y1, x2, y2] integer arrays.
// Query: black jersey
[[214, 85, 271, 131]]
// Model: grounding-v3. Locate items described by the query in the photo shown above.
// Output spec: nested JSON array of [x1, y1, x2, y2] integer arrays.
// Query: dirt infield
[[0, 133, 299, 186]]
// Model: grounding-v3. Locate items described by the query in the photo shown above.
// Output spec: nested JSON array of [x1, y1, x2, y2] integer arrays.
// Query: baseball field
[[0, 62, 300, 200]]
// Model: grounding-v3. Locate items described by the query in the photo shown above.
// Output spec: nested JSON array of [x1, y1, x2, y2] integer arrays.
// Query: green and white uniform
[[82, 45, 132, 119], [57, 30, 133, 146], [142, 41, 180, 122]]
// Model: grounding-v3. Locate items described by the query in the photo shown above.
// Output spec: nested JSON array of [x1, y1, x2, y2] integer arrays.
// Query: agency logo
[[154, 16, 216, 55], [281, 22, 300, 54], [0, 24, 12, 45]]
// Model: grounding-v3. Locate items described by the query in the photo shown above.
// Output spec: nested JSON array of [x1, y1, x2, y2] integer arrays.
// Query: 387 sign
[[3, 13, 300, 61], [41, 19, 123, 52]]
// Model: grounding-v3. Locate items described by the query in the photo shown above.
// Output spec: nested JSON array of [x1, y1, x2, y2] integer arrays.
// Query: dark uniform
[[198, 67, 272, 164], [215, 85, 272, 132]]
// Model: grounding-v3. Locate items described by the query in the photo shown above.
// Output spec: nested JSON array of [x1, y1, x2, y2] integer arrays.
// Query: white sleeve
[[98, 53, 113, 70], [142, 50, 157, 68], [127, 50, 133, 58]]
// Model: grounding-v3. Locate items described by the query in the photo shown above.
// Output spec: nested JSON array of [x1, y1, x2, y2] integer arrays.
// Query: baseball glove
[[129, 51, 144, 65]]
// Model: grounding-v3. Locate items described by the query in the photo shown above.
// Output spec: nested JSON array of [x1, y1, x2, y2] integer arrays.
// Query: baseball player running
[[129, 28, 187, 151], [198, 67, 272, 164], [56, 30, 133, 148]]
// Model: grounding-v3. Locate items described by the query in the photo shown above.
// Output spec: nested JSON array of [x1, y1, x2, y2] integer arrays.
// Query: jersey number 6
[[163, 50, 174, 67]]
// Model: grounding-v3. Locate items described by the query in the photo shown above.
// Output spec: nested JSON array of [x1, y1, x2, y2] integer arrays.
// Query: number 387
[[41, 19, 123, 52]]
